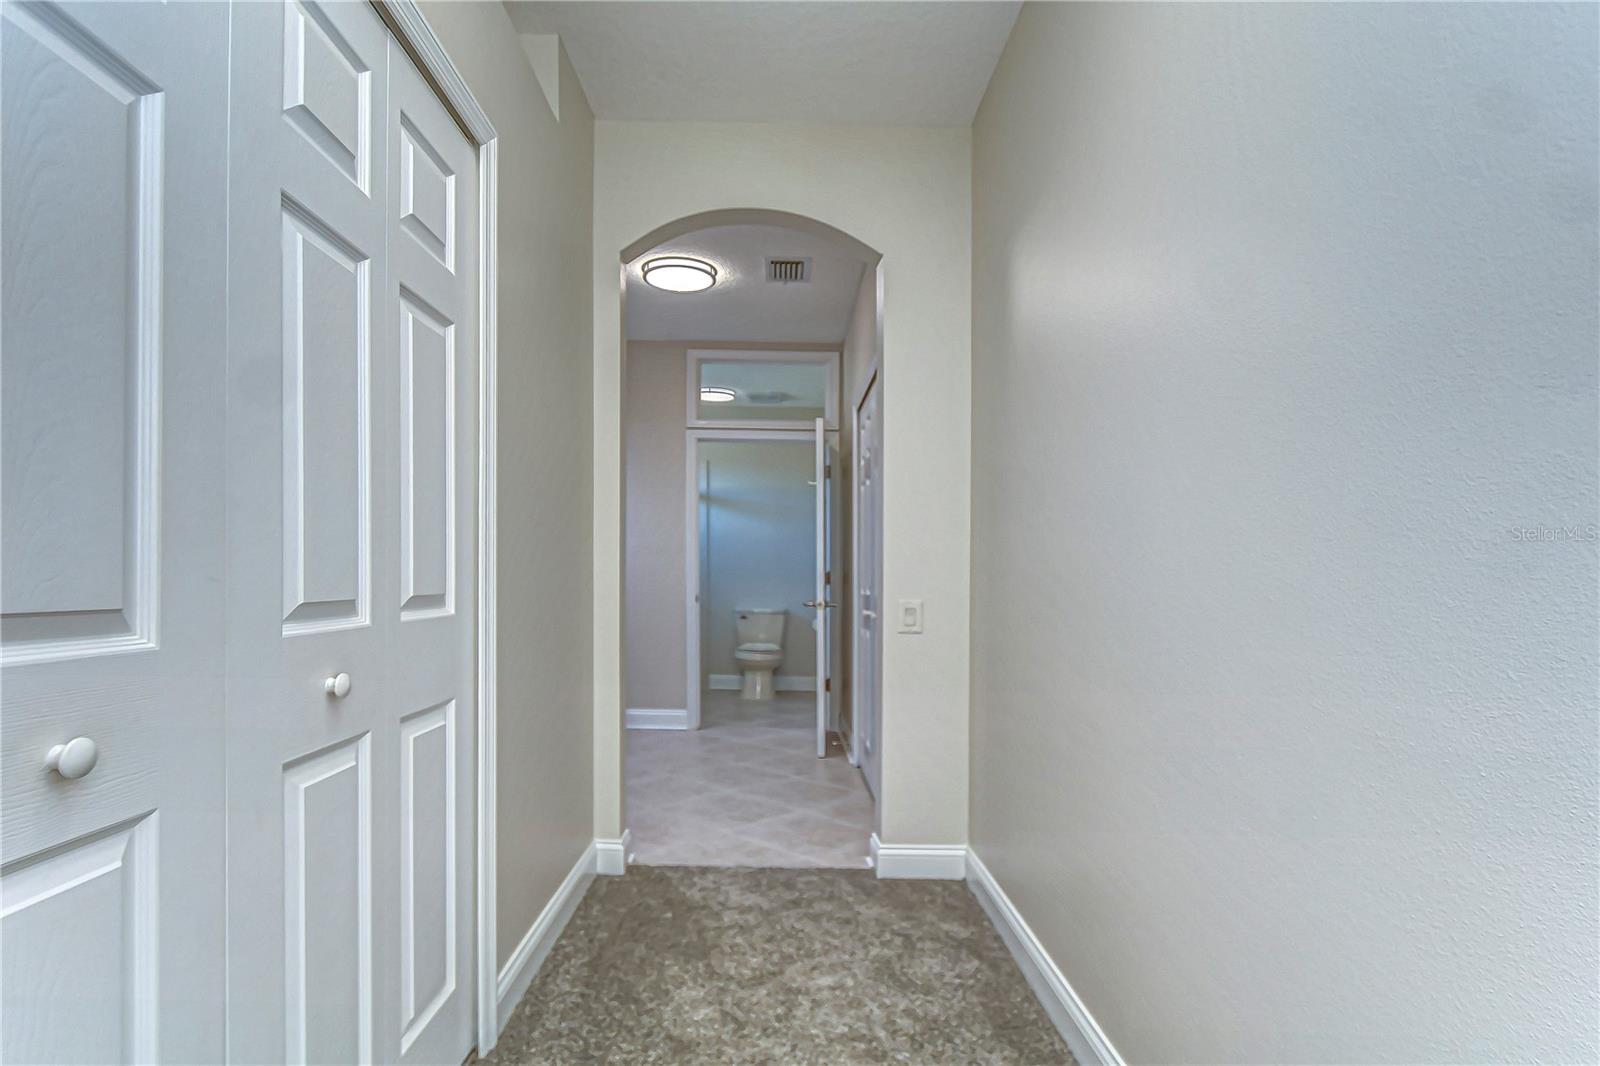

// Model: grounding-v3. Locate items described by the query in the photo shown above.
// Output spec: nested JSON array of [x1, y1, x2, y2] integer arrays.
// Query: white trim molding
[[370, 1, 502, 1055], [869, 833, 967, 880], [472, 136, 501, 1060], [495, 843, 596, 1036], [966, 850, 1125, 1066], [706, 673, 817, 693], [595, 829, 631, 875], [625, 707, 689, 730], [375, 1, 496, 143]]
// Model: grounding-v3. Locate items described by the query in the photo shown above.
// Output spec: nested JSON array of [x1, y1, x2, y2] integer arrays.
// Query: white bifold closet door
[[224, 3, 478, 1064], [0, 2, 231, 1062]]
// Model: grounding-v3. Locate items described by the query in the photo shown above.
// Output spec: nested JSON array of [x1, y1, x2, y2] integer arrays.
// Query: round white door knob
[[324, 672, 352, 698], [45, 737, 98, 780]]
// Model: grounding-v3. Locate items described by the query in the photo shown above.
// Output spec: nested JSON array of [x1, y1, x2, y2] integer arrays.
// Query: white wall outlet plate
[[897, 598, 924, 634]]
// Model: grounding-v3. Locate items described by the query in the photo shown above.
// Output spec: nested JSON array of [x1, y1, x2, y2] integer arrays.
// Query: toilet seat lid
[[737, 642, 781, 653]]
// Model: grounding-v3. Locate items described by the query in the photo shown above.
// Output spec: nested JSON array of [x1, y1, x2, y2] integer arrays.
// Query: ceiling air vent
[[766, 256, 812, 284]]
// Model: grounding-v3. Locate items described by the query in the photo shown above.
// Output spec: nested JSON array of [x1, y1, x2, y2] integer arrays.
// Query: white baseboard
[[594, 829, 630, 875], [495, 841, 596, 1037], [869, 832, 967, 879], [625, 707, 688, 730], [966, 849, 1124, 1066], [707, 673, 817, 692]]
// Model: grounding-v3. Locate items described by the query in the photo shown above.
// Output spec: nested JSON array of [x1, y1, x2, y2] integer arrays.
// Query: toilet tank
[[734, 608, 786, 647]]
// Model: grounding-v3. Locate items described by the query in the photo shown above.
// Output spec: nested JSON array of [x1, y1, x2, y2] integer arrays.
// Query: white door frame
[[368, 3, 501, 1053], [812, 418, 828, 758], [684, 428, 817, 730], [849, 363, 880, 774]]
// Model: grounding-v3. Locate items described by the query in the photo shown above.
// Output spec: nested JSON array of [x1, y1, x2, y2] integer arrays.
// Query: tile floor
[[626, 690, 874, 867]]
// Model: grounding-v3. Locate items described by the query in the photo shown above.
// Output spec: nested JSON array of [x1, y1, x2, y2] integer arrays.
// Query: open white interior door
[[810, 418, 838, 757]]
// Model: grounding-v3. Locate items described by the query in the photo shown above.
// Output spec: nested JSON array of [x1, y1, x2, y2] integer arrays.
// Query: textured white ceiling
[[504, 1, 1021, 125], [626, 224, 869, 343]]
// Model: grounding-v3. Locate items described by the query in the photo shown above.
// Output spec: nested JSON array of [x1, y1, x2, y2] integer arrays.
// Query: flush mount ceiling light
[[642, 255, 717, 293], [699, 386, 737, 403]]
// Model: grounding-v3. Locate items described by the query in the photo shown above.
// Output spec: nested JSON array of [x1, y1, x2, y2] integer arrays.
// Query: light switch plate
[[897, 598, 924, 634]]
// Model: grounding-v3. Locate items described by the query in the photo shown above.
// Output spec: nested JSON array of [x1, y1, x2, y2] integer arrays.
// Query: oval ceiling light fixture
[[642, 255, 717, 293], [699, 386, 737, 403]]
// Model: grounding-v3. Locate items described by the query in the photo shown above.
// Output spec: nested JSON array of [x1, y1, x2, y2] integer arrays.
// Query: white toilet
[[733, 608, 786, 700]]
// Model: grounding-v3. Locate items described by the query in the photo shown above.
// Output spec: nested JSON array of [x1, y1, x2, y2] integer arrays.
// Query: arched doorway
[[617, 210, 884, 868]]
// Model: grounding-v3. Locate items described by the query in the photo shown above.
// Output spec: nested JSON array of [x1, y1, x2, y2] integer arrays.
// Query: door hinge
[[825, 569, 832, 584], [825, 464, 832, 477], [825, 678, 831, 692]]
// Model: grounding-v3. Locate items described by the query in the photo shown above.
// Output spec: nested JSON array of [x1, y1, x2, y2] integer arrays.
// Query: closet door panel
[[224, 2, 392, 1061], [229, 9, 479, 1064], [0, 2, 230, 1061], [385, 38, 479, 1066]]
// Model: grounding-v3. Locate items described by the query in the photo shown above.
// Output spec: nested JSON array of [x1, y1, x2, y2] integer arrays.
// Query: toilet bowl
[[733, 608, 786, 700]]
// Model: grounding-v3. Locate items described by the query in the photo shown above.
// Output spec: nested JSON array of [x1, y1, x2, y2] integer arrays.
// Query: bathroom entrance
[[689, 423, 841, 753]]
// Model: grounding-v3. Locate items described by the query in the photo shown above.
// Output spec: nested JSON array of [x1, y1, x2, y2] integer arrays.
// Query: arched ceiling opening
[[623, 209, 878, 344]]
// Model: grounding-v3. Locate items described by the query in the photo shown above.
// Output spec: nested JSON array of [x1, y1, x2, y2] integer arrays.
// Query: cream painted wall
[[420, 2, 595, 971], [971, 4, 1598, 1062], [622, 342, 688, 710], [599, 125, 971, 845], [623, 340, 839, 712]]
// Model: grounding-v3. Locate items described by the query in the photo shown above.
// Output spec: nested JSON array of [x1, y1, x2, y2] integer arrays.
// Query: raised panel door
[[0, 2, 231, 1060]]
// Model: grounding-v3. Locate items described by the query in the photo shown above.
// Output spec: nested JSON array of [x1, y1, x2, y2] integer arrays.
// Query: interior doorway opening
[[619, 214, 882, 868], [694, 433, 819, 712]]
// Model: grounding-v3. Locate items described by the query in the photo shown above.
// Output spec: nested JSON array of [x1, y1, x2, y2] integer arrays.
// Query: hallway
[[1, 1, 1591, 1062], [485, 866, 1072, 1065], [626, 692, 873, 868]]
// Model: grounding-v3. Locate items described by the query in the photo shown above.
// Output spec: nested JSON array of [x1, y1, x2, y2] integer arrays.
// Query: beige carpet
[[485, 866, 1074, 1065]]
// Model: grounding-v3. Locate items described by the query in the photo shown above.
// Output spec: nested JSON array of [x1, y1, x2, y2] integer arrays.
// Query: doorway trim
[[684, 427, 818, 731], [849, 367, 881, 779], [369, 2, 501, 1053]]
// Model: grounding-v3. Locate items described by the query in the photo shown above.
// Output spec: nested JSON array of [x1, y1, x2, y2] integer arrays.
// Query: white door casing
[[224, 3, 477, 1063], [852, 375, 882, 799], [0, 2, 231, 1061], [814, 420, 827, 757], [810, 418, 841, 758]]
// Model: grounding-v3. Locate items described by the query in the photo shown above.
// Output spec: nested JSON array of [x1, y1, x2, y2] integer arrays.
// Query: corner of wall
[[518, 34, 560, 121]]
